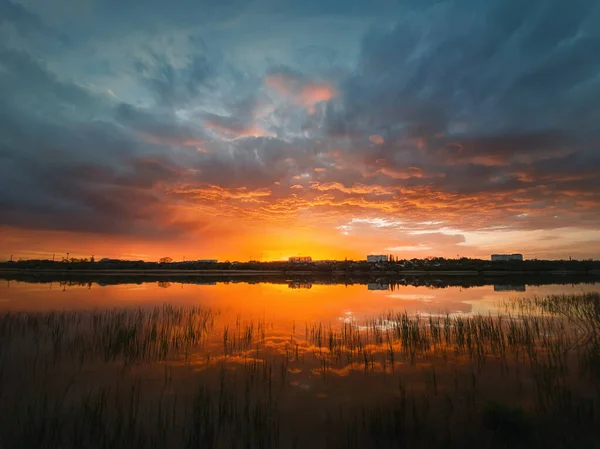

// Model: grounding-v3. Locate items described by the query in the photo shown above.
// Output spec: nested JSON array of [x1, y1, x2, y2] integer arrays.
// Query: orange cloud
[[377, 166, 446, 180], [6, 145, 600, 262], [310, 182, 399, 196], [264, 73, 337, 113], [369, 134, 384, 145], [203, 119, 270, 139], [170, 185, 272, 202], [6, 168, 600, 261], [378, 166, 425, 179]]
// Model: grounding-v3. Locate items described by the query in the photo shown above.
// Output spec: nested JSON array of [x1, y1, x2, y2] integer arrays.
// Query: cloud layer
[[1, 0, 599, 260]]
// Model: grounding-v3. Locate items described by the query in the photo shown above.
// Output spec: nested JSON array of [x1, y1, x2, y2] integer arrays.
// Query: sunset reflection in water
[[1, 279, 600, 447], [2, 279, 599, 319]]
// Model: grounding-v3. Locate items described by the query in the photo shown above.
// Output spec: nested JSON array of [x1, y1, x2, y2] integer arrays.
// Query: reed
[[0, 293, 598, 448]]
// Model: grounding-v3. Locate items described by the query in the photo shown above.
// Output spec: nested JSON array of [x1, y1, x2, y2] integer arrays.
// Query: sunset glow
[[1, 0, 599, 262]]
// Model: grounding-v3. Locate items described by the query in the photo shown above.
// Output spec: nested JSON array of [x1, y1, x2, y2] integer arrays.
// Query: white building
[[367, 255, 388, 263], [491, 254, 523, 261]]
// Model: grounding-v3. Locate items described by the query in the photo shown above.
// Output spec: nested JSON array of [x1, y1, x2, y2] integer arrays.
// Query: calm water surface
[[1, 278, 599, 448], [2, 279, 600, 318]]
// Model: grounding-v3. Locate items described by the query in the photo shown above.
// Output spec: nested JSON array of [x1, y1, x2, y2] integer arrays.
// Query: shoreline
[[1, 268, 599, 277]]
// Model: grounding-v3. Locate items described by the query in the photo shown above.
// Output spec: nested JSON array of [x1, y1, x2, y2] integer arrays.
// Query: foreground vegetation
[[0, 294, 599, 448]]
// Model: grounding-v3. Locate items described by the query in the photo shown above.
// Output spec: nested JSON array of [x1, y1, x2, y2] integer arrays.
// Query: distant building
[[367, 255, 388, 263], [289, 256, 312, 263], [100, 258, 122, 263], [491, 254, 523, 261], [197, 259, 218, 263]]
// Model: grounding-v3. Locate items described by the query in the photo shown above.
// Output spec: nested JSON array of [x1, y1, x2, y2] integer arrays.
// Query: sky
[[1, 0, 599, 262]]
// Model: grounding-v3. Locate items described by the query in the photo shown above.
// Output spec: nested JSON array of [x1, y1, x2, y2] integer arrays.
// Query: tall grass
[[0, 293, 598, 448]]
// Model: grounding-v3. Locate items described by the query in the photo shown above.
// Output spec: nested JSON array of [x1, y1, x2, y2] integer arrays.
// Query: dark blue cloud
[[0, 1, 70, 44], [1, 0, 599, 242], [327, 0, 600, 137], [321, 0, 600, 198], [133, 45, 212, 108]]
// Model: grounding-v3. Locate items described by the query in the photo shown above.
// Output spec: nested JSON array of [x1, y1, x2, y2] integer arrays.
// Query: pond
[[0, 277, 599, 448]]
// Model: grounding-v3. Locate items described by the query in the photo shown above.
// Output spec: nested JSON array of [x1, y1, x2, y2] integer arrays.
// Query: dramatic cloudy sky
[[1, 0, 599, 261]]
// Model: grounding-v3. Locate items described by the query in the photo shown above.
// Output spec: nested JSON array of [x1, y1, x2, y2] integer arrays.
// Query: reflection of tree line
[[288, 281, 312, 289], [371, 282, 526, 292], [494, 284, 527, 292], [3, 275, 597, 290]]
